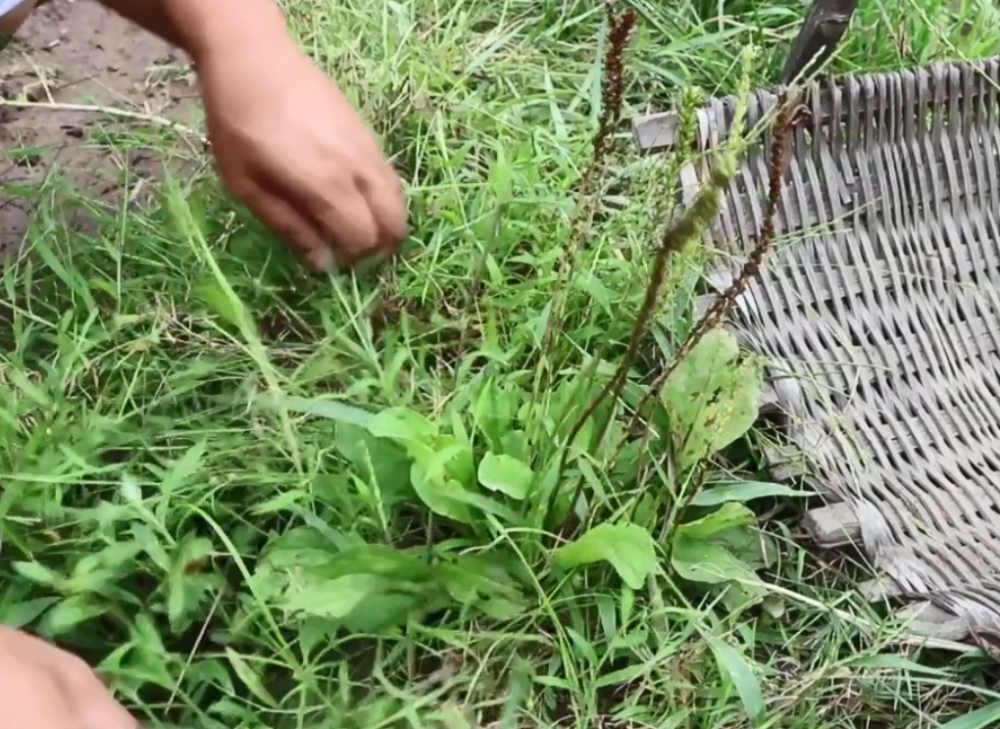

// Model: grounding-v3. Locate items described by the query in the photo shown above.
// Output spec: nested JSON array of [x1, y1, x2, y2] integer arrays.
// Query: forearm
[[95, 0, 288, 62]]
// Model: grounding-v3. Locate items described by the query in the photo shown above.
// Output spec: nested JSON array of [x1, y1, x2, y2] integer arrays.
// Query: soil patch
[[0, 0, 201, 253]]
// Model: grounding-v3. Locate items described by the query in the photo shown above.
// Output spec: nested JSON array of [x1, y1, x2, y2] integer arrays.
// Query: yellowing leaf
[[662, 328, 761, 470]]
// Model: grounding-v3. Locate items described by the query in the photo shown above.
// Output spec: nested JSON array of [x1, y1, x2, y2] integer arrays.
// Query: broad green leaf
[[554, 522, 656, 590], [410, 461, 474, 523], [706, 636, 765, 725], [501, 429, 530, 463], [275, 554, 432, 633], [342, 592, 424, 633], [720, 582, 763, 613], [333, 425, 411, 502], [662, 328, 761, 470], [692, 480, 814, 506], [437, 556, 524, 603], [675, 503, 755, 540], [322, 544, 435, 583], [369, 407, 437, 443], [258, 525, 342, 570], [478, 452, 534, 499], [282, 573, 383, 619], [714, 527, 774, 570], [446, 488, 524, 525], [671, 535, 758, 585], [440, 432, 476, 488]]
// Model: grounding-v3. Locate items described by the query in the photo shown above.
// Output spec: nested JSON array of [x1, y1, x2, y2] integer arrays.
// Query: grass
[[4, 0, 1000, 727]]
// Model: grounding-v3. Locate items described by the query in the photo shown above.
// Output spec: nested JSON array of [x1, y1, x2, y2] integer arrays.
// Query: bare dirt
[[0, 0, 200, 253]]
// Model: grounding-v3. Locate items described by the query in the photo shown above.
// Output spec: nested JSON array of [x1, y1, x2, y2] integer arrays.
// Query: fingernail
[[311, 247, 335, 272]]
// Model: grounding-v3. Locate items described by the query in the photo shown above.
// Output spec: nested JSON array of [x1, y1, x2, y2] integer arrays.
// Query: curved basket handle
[[781, 0, 861, 85]]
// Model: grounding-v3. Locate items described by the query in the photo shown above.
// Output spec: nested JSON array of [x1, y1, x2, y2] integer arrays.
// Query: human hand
[[197, 34, 408, 272], [0, 624, 135, 729]]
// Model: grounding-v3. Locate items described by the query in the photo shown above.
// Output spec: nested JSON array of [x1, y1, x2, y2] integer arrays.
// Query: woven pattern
[[677, 58, 1000, 644]]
